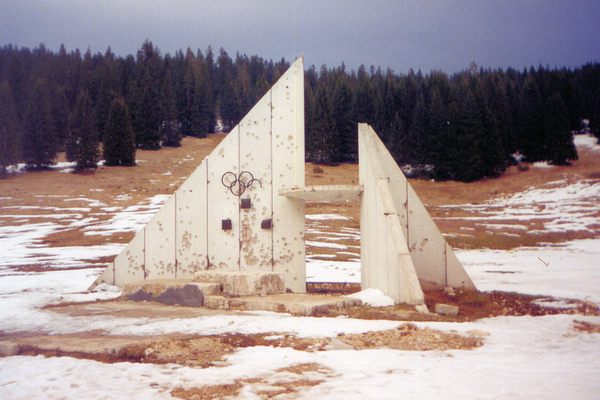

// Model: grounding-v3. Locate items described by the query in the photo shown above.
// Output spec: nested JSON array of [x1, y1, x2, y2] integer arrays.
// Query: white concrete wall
[[359, 124, 424, 304], [113, 229, 145, 284], [176, 162, 208, 279], [271, 59, 306, 293], [358, 123, 476, 295], [96, 58, 306, 291], [144, 196, 176, 279], [207, 126, 241, 270], [239, 92, 273, 271]]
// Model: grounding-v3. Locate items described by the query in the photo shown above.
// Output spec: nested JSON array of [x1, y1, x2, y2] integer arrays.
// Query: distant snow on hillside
[[574, 133, 600, 151]]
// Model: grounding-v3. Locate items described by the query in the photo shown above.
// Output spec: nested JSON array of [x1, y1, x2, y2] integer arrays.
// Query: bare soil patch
[[573, 320, 600, 334], [339, 322, 483, 351]]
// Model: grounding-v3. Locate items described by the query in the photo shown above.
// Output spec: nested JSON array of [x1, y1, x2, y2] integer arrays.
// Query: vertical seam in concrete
[[405, 179, 409, 246], [174, 191, 178, 279], [237, 124, 241, 270], [444, 242, 448, 287], [269, 89, 274, 272], [206, 157, 210, 269]]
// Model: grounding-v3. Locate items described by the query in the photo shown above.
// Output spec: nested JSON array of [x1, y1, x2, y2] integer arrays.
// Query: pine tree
[[104, 96, 136, 166], [332, 79, 355, 161], [517, 76, 545, 161], [51, 86, 69, 150], [71, 89, 99, 171], [545, 93, 578, 165], [131, 41, 161, 149], [309, 86, 338, 164], [22, 80, 57, 169], [96, 47, 119, 141], [160, 69, 182, 146], [0, 81, 21, 177]]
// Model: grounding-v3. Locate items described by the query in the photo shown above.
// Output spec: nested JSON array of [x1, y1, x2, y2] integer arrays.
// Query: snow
[[458, 238, 600, 303], [306, 259, 361, 283], [306, 214, 351, 221], [346, 288, 395, 307], [533, 161, 554, 168], [574, 133, 600, 151], [306, 240, 348, 250], [1, 315, 599, 399], [437, 179, 600, 234], [83, 194, 169, 235]]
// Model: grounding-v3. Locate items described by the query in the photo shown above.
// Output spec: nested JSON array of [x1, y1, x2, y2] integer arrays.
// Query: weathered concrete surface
[[1, 335, 154, 358], [434, 303, 460, 317], [194, 271, 285, 297], [155, 285, 204, 307], [279, 185, 363, 201], [0, 341, 19, 356], [227, 294, 362, 316], [122, 280, 221, 297], [204, 295, 230, 310], [94, 57, 306, 293], [359, 123, 476, 304], [126, 284, 204, 307]]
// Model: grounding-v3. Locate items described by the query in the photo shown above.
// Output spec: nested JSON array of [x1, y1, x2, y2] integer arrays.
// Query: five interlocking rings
[[221, 171, 263, 196]]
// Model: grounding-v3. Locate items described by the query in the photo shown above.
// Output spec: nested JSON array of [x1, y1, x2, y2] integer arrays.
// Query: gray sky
[[1, 0, 599, 73]]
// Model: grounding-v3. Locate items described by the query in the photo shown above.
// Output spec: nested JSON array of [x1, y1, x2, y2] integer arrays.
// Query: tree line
[[306, 62, 600, 181], [1, 41, 599, 181]]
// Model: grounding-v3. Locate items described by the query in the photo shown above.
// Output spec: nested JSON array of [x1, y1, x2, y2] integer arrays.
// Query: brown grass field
[[0, 133, 599, 258]]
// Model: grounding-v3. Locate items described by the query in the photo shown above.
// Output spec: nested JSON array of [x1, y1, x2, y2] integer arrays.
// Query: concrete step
[[186, 282, 223, 296], [203, 295, 229, 310], [227, 294, 362, 316], [193, 271, 285, 296]]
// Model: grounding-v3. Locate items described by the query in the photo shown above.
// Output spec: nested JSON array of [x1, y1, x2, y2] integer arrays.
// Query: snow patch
[[346, 288, 395, 307]]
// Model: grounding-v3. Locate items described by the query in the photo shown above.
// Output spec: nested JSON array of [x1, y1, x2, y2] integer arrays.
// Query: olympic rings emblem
[[221, 170, 263, 196]]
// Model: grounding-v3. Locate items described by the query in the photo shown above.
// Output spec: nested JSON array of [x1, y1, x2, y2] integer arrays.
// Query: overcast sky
[[1, 0, 599, 73]]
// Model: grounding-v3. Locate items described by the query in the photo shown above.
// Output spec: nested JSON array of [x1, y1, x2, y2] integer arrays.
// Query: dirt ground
[[1, 134, 598, 253]]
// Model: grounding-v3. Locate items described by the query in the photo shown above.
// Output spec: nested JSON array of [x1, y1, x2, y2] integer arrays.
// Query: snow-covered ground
[[1, 144, 600, 399]]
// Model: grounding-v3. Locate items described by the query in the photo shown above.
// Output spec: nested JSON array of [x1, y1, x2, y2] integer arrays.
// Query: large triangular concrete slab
[[359, 123, 476, 303], [94, 57, 306, 292]]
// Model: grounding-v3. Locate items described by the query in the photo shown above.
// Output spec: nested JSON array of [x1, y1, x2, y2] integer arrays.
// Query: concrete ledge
[[193, 271, 285, 296], [279, 185, 363, 202], [226, 294, 362, 316]]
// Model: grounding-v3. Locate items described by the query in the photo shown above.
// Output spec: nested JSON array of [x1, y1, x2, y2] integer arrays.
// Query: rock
[[204, 295, 229, 309], [194, 271, 285, 296], [186, 282, 222, 296], [155, 284, 204, 307], [126, 288, 154, 302], [325, 338, 355, 351], [434, 303, 460, 317], [466, 329, 489, 337], [443, 286, 456, 297], [414, 304, 429, 314], [0, 341, 19, 356]]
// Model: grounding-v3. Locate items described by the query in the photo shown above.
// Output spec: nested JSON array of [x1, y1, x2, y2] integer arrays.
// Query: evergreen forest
[[1, 41, 599, 181]]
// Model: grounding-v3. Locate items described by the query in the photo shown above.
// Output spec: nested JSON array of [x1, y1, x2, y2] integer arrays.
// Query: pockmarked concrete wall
[[95, 58, 306, 292], [359, 124, 475, 303]]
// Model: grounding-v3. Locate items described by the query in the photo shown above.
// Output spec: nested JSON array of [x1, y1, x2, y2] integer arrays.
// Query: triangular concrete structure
[[359, 123, 475, 304], [95, 57, 306, 292], [95, 59, 476, 305]]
